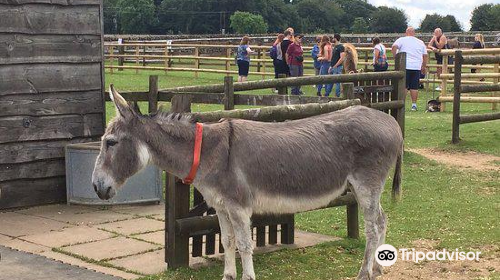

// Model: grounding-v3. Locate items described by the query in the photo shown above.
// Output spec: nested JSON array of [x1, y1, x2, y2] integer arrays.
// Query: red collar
[[182, 123, 204, 185]]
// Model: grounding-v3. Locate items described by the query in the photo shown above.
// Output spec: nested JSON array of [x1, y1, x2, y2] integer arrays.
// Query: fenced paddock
[[449, 51, 500, 143], [102, 42, 500, 95], [112, 53, 407, 268], [0, 0, 105, 209]]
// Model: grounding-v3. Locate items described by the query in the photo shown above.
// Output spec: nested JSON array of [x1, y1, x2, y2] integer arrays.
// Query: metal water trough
[[65, 142, 162, 205]]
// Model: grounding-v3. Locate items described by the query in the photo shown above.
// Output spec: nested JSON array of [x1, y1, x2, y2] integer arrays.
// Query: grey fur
[[92, 86, 403, 280]]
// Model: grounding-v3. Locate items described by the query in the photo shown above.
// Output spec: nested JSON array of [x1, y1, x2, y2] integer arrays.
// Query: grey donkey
[[92, 86, 404, 280]]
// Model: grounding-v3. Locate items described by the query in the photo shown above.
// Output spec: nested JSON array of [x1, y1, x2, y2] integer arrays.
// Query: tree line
[[103, 0, 500, 35]]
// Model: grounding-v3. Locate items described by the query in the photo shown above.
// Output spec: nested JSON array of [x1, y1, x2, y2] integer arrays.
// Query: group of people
[[235, 27, 487, 111]]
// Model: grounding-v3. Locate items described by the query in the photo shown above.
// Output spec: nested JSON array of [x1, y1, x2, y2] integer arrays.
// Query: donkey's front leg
[[227, 208, 255, 280], [217, 209, 237, 280]]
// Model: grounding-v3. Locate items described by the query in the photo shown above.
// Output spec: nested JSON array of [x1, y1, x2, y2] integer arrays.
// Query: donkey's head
[[91, 85, 150, 200]]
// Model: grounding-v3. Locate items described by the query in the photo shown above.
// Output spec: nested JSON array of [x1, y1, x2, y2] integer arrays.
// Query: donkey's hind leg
[[217, 209, 237, 280], [348, 175, 385, 280], [226, 206, 255, 280]]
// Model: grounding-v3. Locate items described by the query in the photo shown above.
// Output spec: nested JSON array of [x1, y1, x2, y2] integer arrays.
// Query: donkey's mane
[[151, 111, 194, 125]]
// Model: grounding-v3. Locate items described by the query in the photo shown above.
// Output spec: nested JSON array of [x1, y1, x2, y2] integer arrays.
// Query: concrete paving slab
[[109, 203, 164, 217], [0, 212, 69, 237], [40, 251, 140, 280], [98, 217, 164, 235], [0, 233, 13, 244], [1, 239, 49, 254], [108, 249, 166, 275], [0, 246, 122, 280], [134, 230, 164, 245], [61, 236, 159, 261], [20, 226, 115, 248]]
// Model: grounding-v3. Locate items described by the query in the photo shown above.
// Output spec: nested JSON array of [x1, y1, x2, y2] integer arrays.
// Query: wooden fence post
[[224, 76, 235, 110], [452, 50, 463, 144], [493, 63, 499, 111], [118, 44, 124, 71], [364, 50, 369, 72], [277, 74, 287, 95], [342, 82, 354, 99], [194, 47, 200, 78], [164, 44, 169, 73], [165, 95, 192, 269], [346, 200, 359, 239], [148, 75, 159, 114], [135, 46, 140, 74], [226, 48, 231, 76], [391, 52, 406, 200], [280, 215, 294, 244], [109, 46, 114, 74], [440, 54, 449, 112]]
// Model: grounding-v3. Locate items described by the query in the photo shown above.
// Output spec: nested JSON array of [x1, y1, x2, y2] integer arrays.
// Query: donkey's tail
[[391, 143, 403, 201]]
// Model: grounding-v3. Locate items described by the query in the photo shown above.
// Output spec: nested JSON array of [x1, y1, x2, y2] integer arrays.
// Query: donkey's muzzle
[[94, 183, 115, 200]]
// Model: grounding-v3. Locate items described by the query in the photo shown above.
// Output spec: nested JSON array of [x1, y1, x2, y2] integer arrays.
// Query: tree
[[443, 15, 462, 32], [296, 0, 344, 33], [370, 6, 408, 33], [490, 4, 500, 30], [419, 14, 461, 32], [352, 17, 369, 34], [334, 0, 376, 32], [117, 0, 157, 34], [230, 11, 268, 34], [103, 0, 120, 34], [470, 4, 494, 31]]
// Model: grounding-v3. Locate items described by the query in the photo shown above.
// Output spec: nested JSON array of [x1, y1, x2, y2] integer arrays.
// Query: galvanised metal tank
[[65, 142, 162, 205]]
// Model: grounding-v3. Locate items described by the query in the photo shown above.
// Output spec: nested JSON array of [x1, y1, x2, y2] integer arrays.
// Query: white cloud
[[368, 0, 500, 31]]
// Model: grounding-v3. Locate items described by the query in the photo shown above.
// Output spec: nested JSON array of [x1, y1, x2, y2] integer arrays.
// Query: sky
[[368, 0, 500, 31]]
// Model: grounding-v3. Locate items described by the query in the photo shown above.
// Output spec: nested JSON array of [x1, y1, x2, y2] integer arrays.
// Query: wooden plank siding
[[0, 63, 102, 96], [0, 34, 102, 65], [0, 0, 104, 209], [0, 4, 101, 35]]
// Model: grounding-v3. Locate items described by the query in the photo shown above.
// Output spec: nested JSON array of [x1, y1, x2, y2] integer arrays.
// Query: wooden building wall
[[0, 0, 105, 209]]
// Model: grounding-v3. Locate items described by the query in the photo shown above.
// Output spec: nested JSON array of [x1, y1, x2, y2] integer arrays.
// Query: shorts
[[435, 53, 443, 65], [237, 60, 250, 76], [374, 62, 388, 72], [406, 70, 421, 90]]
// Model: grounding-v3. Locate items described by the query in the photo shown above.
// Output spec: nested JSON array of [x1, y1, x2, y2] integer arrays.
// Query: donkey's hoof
[[222, 275, 236, 280], [241, 275, 255, 280]]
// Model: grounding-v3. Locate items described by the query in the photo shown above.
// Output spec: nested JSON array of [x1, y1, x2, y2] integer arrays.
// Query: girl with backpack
[[316, 35, 333, 96], [270, 34, 285, 79], [236, 36, 256, 82], [372, 37, 388, 72]]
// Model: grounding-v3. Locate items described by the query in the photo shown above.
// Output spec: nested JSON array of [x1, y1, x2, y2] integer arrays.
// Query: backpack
[[376, 45, 388, 65], [269, 45, 278, 60]]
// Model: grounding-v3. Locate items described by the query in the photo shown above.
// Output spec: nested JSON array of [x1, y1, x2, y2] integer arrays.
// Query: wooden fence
[[103, 42, 500, 101], [109, 53, 407, 269], [450, 51, 500, 143], [436, 48, 500, 112]]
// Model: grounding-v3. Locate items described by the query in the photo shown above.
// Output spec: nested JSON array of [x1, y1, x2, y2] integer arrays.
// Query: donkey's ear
[[109, 85, 133, 119]]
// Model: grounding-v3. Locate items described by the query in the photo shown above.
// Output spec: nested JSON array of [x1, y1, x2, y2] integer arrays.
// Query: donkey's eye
[[106, 139, 118, 148]]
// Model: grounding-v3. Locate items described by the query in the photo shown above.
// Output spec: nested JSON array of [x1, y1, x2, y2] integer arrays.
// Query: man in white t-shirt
[[392, 27, 428, 111]]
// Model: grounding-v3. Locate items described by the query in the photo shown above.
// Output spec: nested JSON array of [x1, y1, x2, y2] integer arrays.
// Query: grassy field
[[104, 68, 499, 280]]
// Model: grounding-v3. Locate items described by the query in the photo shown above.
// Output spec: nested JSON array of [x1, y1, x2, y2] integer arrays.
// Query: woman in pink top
[[316, 35, 333, 96]]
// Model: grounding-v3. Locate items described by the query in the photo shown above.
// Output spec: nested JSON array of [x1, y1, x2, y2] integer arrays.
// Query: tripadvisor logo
[[375, 244, 481, 267]]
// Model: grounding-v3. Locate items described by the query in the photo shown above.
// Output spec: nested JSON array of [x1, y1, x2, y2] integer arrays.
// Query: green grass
[[104, 69, 499, 280]]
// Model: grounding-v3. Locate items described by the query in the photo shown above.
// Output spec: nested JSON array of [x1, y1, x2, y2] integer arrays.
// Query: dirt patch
[[409, 148, 500, 172], [380, 243, 500, 280]]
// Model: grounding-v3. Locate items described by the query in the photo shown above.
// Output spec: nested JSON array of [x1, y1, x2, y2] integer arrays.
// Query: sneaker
[[411, 104, 418, 111], [316, 92, 322, 97], [435, 86, 442, 91]]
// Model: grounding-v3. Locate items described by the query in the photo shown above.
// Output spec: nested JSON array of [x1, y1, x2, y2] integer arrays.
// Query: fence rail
[[451, 50, 500, 143], [103, 42, 500, 101]]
